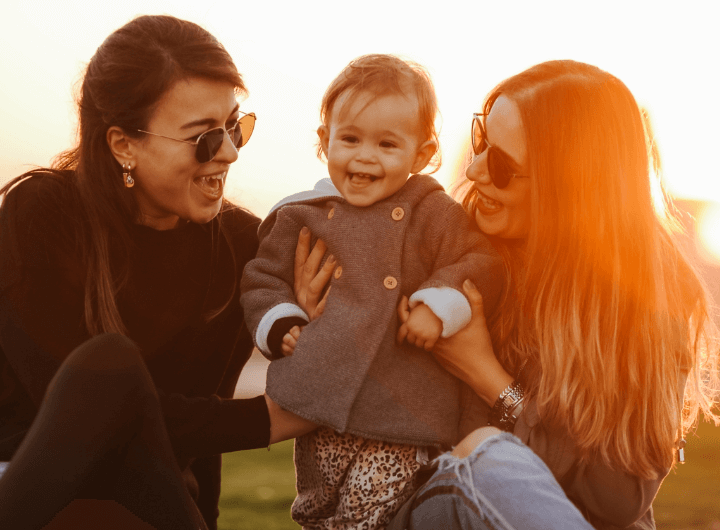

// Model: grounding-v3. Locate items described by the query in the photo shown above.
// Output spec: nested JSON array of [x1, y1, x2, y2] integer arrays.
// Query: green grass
[[654, 420, 720, 530], [219, 423, 720, 530], [218, 439, 299, 530]]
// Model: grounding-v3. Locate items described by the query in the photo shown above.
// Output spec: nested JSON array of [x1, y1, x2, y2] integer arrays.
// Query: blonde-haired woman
[[394, 60, 720, 529], [297, 60, 719, 529]]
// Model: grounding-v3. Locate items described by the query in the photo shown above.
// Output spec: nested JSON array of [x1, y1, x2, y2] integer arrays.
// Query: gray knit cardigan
[[241, 175, 503, 447]]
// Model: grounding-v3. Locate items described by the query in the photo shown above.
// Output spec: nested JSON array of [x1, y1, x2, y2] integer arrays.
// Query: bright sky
[[1, 0, 719, 250]]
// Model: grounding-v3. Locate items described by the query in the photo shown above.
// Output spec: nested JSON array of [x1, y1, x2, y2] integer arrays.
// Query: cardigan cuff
[[256, 303, 309, 358], [409, 287, 471, 338]]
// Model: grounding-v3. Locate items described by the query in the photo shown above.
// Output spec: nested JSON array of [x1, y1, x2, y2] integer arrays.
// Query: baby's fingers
[[396, 323, 409, 345], [281, 341, 296, 357], [288, 325, 302, 340], [422, 337, 437, 351], [406, 330, 418, 347], [396, 296, 410, 324]]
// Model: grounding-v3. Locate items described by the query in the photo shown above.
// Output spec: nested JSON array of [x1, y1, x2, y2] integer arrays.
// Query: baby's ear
[[411, 139, 438, 174], [317, 125, 330, 157]]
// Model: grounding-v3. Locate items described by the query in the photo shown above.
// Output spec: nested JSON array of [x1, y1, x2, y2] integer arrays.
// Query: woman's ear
[[317, 125, 330, 158], [411, 139, 438, 174], [106, 126, 136, 167]]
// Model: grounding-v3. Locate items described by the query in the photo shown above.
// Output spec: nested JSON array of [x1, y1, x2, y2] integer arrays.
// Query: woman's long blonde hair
[[463, 60, 719, 479]]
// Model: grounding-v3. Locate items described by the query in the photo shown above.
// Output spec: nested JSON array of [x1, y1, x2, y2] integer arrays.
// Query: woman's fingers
[[306, 255, 335, 311], [293, 227, 327, 296], [304, 239, 328, 282], [293, 227, 333, 320], [315, 285, 331, 318], [463, 279, 485, 320], [293, 227, 312, 295]]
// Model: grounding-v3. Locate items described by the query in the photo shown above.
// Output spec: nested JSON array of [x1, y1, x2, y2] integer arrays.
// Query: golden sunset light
[[2, 3, 720, 527], [1, 1, 718, 228], [698, 203, 720, 263]]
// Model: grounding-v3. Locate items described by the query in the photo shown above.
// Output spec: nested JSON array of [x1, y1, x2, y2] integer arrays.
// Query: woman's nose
[[215, 130, 240, 164], [465, 153, 491, 184]]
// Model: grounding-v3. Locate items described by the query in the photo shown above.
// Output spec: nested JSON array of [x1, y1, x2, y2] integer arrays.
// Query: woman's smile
[[194, 171, 227, 201], [474, 188, 503, 212]]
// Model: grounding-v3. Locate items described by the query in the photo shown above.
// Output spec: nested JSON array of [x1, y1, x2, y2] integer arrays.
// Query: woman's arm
[[0, 176, 273, 461], [291, 226, 659, 525], [254, 227, 339, 442], [399, 280, 514, 408], [264, 394, 318, 444], [421, 281, 662, 527]]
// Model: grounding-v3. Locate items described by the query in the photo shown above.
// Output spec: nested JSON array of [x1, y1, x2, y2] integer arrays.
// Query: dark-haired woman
[[0, 15, 309, 530]]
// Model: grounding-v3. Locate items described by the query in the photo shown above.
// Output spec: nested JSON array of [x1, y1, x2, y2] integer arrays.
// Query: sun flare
[[697, 203, 720, 263]]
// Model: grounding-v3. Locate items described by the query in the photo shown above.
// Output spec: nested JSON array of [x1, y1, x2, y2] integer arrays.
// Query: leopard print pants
[[291, 427, 425, 530]]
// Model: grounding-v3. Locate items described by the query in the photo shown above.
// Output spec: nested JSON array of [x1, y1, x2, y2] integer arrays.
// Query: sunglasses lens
[[196, 128, 226, 163], [488, 149, 512, 189], [237, 113, 256, 148], [472, 116, 486, 156]]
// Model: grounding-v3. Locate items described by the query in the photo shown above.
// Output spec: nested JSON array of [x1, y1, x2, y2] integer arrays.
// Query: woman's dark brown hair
[[1, 15, 246, 335]]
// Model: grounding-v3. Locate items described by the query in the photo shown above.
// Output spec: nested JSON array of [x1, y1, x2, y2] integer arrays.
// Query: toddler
[[241, 54, 503, 529]]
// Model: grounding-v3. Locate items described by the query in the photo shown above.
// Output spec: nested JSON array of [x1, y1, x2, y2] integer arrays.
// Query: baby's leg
[[334, 437, 423, 529], [292, 426, 423, 530]]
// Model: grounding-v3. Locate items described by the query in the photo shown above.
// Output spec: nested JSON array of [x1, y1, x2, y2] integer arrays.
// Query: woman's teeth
[[478, 192, 501, 210], [197, 174, 225, 194]]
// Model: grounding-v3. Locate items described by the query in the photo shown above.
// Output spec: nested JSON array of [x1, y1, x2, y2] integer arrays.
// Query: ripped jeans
[[387, 432, 593, 530]]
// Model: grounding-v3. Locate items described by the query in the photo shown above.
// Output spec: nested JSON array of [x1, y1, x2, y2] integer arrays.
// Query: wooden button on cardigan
[[241, 175, 504, 447]]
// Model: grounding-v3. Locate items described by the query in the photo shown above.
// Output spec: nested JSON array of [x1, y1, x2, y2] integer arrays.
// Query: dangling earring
[[122, 163, 135, 188]]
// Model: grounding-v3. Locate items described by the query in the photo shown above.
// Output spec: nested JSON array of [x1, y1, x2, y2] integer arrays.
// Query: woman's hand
[[265, 394, 317, 444], [398, 280, 513, 406], [293, 227, 335, 321]]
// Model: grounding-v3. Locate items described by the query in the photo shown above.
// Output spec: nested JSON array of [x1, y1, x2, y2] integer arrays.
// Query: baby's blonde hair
[[317, 54, 441, 172]]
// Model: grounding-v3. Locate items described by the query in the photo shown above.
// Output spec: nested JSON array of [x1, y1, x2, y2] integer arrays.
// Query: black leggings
[[0, 334, 207, 530]]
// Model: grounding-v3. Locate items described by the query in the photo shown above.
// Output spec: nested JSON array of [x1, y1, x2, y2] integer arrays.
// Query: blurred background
[[2, 0, 719, 283], [2, 1, 719, 528]]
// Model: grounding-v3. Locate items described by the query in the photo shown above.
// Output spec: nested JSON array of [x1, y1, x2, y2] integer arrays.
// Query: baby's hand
[[281, 325, 303, 356], [397, 303, 443, 351]]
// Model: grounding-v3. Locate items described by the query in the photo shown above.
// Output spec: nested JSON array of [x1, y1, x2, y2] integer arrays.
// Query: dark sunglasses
[[134, 111, 256, 163], [472, 113, 529, 189]]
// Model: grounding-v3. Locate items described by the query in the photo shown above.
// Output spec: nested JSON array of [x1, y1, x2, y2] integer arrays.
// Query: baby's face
[[318, 90, 434, 207]]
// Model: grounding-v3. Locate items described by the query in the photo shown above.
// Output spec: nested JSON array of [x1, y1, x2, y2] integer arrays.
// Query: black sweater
[[0, 172, 270, 529]]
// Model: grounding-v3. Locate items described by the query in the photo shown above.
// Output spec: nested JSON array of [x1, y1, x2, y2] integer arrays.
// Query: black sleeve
[[0, 176, 270, 458], [0, 175, 89, 404]]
